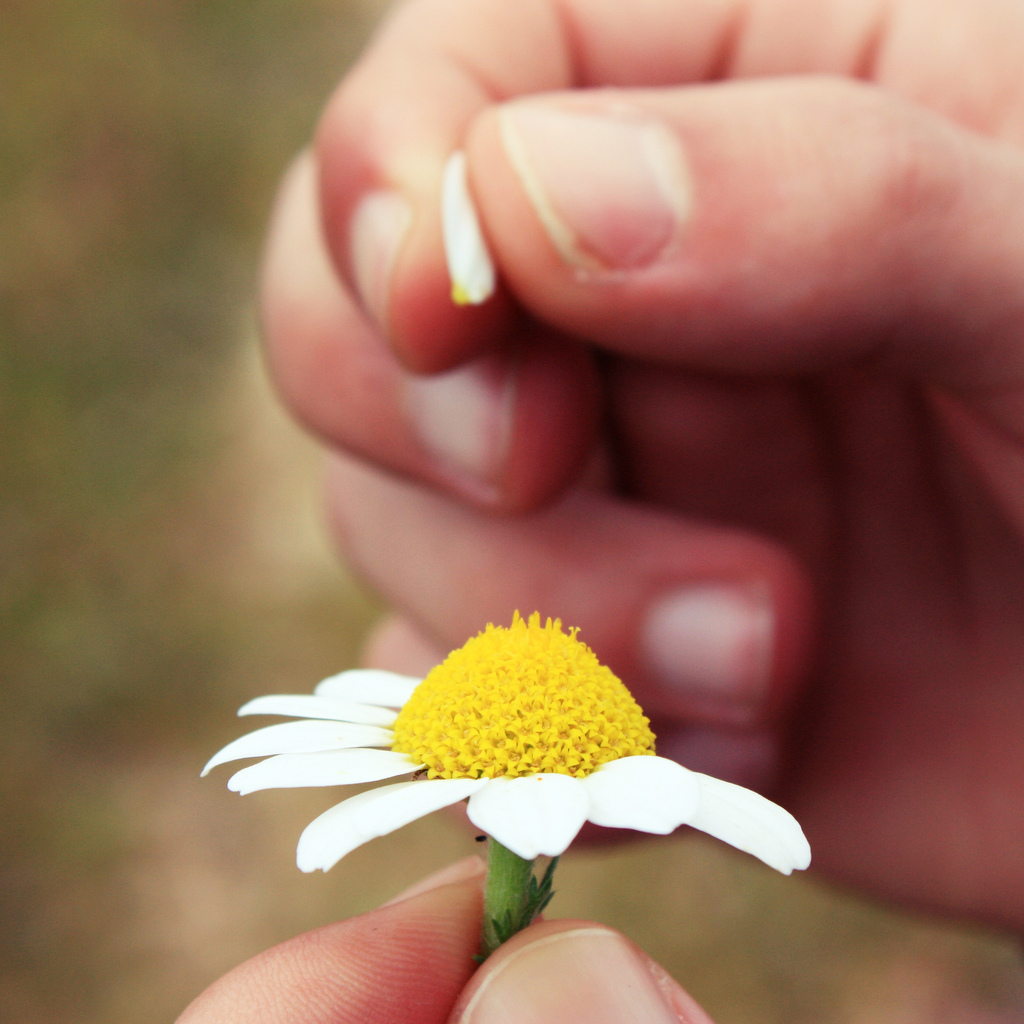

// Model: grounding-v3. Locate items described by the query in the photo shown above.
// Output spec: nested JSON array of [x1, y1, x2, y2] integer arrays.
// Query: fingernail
[[402, 354, 516, 497], [350, 189, 412, 327], [381, 855, 485, 906], [499, 102, 692, 271], [459, 928, 681, 1024], [642, 585, 774, 702]]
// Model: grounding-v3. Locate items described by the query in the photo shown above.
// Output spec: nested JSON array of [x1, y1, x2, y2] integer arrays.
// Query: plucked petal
[[467, 775, 588, 860], [201, 720, 393, 776], [296, 778, 487, 872], [237, 694, 397, 728], [227, 749, 419, 795], [583, 756, 701, 834], [441, 151, 496, 306], [690, 773, 811, 875], [313, 669, 421, 708]]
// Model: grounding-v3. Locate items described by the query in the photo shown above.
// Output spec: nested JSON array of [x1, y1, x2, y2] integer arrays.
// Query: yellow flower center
[[390, 612, 656, 779]]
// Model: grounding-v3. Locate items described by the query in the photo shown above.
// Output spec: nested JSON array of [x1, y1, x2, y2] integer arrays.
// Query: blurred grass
[[1, 2, 1023, 1022], [0, 1, 388, 1019]]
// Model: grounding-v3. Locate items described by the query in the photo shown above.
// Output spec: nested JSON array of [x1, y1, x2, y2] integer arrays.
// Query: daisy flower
[[204, 613, 810, 877]]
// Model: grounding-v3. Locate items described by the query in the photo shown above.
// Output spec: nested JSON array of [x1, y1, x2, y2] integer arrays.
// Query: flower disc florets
[[390, 612, 656, 779]]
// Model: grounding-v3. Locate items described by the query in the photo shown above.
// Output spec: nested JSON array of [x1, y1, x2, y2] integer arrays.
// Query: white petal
[[468, 775, 588, 860], [312, 668, 420, 709], [583, 756, 701, 834], [690, 773, 811, 875], [237, 694, 397, 728], [227, 748, 419, 795], [297, 778, 487, 872], [442, 151, 496, 306], [201, 720, 393, 776]]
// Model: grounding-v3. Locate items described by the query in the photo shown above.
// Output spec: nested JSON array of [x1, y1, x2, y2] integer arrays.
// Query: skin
[[176, 861, 717, 1024], [186, 0, 1024, 1019]]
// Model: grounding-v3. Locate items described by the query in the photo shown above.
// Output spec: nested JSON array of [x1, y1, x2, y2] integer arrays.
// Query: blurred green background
[[2, 2, 1023, 1022]]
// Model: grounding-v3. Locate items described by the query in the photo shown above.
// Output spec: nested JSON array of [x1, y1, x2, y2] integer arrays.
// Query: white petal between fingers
[[237, 694, 397, 727], [583, 756, 701, 834], [442, 150, 496, 306], [690, 773, 811, 875], [227, 749, 420, 795], [467, 775, 588, 860], [296, 778, 488, 872], [313, 669, 421, 708], [201, 721, 394, 776]]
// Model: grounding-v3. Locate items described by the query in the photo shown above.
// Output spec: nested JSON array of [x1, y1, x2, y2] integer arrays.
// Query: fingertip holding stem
[[457, 924, 715, 1024]]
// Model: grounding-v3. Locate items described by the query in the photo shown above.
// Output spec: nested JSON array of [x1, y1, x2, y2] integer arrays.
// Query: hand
[[175, 859, 714, 1024], [261, 0, 1024, 932]]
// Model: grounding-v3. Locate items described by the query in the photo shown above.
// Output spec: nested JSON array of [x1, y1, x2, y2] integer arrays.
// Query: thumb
[[464, 76, 1024, 416], [452, 919, 716, 1024], [175, 859, 485, 1024]]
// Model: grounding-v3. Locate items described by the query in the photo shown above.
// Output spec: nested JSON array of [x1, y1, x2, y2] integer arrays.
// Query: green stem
[[481, 840, 532, 956], [479, 839, 560, 960]]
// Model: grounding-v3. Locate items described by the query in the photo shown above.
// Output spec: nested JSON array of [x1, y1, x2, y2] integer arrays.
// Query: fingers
[[312, 0, 1024, 371], [269, 0, 1024, 516], [261, 152, 599, 511], [177, 871, 717, 1024], [175, 866, 484, 1024], [465, 76, 1024, 396], [313, 0, 888, 371], [328, 455, 813, 788], [452, 919, 716, 1024], [315, 0, 570, 371]]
